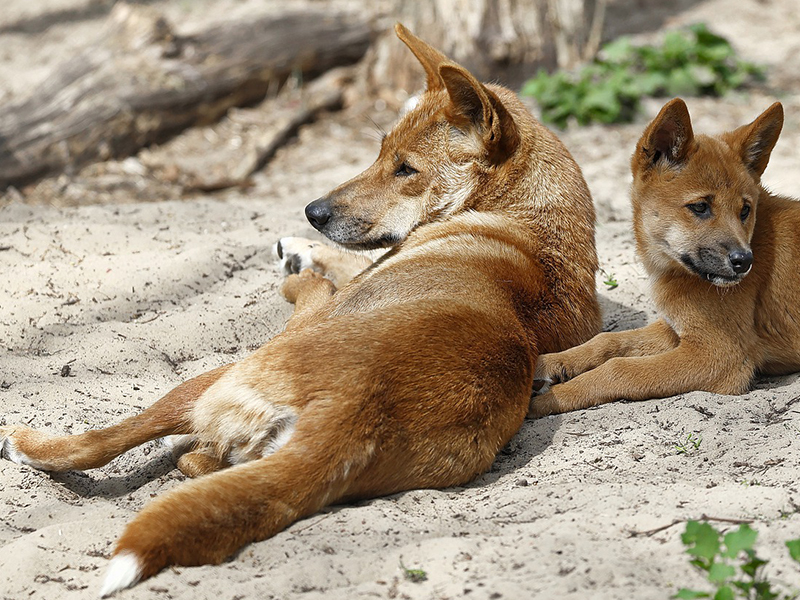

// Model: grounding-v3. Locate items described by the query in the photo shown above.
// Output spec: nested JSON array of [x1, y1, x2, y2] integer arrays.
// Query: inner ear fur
[[395, 23, 448, 92], [439, 64, 520, 163], [637, 98, 695, 170], [723, 102, 784, 178]]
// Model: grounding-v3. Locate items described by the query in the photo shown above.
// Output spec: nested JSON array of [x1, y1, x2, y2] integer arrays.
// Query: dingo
[[1, 25, 600, 595], [529, 98, 796, 417]]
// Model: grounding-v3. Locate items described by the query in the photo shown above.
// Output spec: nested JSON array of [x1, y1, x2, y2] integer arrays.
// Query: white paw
[[0, 425, 55, 471], [99, 552, 142, 597], [0, 430, 50, 470], [0, 433, 25, 464], [274, 237, 323, 276]]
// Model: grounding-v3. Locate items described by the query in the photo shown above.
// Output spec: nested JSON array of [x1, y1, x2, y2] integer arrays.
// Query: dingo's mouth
[[331, 231, 404, 251], [680, 254, 750, 287]]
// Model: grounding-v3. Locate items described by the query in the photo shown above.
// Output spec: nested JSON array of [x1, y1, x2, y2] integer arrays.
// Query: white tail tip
[[99, 552, 142, 597]]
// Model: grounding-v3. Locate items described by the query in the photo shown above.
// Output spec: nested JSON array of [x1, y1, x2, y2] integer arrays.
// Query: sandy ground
[[2, 0, 800, 598]]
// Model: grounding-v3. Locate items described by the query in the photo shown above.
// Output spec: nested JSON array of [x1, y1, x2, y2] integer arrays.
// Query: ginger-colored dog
[[0, 25, 600, 595], [529, 98, 797, 417]]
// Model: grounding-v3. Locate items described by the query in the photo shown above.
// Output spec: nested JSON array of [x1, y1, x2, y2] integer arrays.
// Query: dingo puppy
[[529, 98, 796, 417], [0, 25, 600, 595]]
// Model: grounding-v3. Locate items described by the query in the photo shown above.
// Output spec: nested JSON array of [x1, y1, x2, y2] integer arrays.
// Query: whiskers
[[364, 114, 388, 142]]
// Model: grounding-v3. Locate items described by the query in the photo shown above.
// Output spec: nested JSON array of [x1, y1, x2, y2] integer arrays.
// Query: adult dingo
[[1, 25, 600, 595]]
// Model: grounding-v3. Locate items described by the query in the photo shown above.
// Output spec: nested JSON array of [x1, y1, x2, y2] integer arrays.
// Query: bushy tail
[[99, 433, 362, 597]]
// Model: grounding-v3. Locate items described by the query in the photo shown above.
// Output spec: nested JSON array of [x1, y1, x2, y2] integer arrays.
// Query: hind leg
[[0, 363, 233, 472]]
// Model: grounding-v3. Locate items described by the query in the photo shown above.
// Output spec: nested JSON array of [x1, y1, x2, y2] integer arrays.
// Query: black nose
[[728, 249, 753, 274], [305, 198, 332, 230]]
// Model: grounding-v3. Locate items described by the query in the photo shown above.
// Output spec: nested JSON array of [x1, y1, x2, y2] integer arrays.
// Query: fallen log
[[0, 3, 373, 190], [140, 67, 352, 193]]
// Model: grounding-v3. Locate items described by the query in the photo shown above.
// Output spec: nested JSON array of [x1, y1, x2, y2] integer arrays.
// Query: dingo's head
[[303, 24, 521, 250], [631, 98, 783, 287]]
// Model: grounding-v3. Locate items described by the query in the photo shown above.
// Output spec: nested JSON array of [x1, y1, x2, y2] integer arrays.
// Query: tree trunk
[[0, 3, 373, 190], [367, 0, 604, 100]]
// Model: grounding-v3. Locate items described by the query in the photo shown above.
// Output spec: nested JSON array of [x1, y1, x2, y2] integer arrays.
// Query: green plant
[[601, 269, 618, 290], [675, 433, 703, 455], [400, 559, 428, 583], [740, 479, 763, 487], [522, 23, 763, 128], [675, 521, 800, 599]]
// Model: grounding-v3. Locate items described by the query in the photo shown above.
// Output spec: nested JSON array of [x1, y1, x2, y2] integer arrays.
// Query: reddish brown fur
[[530, 98, 800, 417], [1, 24, 600, 593]]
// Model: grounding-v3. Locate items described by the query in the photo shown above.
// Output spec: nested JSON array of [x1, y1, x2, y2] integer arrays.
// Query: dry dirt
[[1, 0, 800, 599]]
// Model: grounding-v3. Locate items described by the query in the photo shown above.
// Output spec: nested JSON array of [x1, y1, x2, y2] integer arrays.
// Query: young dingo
[[0, 25, 600, 595], [529, 98, 796, 417]]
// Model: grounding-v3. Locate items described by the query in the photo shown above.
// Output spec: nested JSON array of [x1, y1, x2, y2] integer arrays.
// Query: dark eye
[[395, 162, 418, 177], [740, 204, 751, 222], [687, 202, 711, 217]]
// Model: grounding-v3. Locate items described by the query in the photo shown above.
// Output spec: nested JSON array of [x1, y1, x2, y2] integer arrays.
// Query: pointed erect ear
[[439, 64, 520, 163], [439, 64, 491, 125], [638, 98, 694, 169], [725, 102, 783, 178], [395, 23, 448, 92]]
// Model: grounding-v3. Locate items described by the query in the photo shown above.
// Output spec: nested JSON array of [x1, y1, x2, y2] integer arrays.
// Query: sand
[[2, 0, 800, 598]]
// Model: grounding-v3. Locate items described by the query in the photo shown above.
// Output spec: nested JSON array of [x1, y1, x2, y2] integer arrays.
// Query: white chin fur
[[99, 552, 142, 597], [708, 275, 742, 288]]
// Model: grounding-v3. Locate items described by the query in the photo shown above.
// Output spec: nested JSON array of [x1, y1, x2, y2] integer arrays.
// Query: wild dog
[[529, 98, 797, 417], [0, 25, 600, 595]]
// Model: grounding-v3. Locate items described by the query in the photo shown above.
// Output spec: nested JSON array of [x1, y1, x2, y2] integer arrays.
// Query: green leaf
[[752, 580, 779, 600], [601, 37, 635, 63], [662, 30, 693, 61], [520, 70, 550, 97], [707, 562, 736, 583], [683, 521, 721, 561], [689, 64, 718, 88], [666, 67, 700, 96], [690, 23, 730, 49], [731, 580, 752, 593], [786, 538, 800, 563], [712, 586, 734, 600], [697, 43, 733, 63], [582, 86, 622, 118], [673, 590, 711, 599], [721, 524, 758, 558], [739, 552, 768, 578], [632, 71, 669, 96]]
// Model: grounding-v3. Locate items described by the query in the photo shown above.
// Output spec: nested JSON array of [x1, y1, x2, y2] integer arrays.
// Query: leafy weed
[[400, 559, 428, 583], [674, 520, 800, 599], [522, 23, 763, 128], [601, 269, 619, 290], [675, 433, 702, 455]]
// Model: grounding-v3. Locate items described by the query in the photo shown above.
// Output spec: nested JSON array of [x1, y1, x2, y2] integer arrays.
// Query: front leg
[[528, 341, 753, 417], [534, 319, 679, 390], [280, 269, 336, 328], [276, 237, 373, 289]]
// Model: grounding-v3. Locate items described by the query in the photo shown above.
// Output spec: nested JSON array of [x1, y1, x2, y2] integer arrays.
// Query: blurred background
[[0, 0, 797, 216]]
